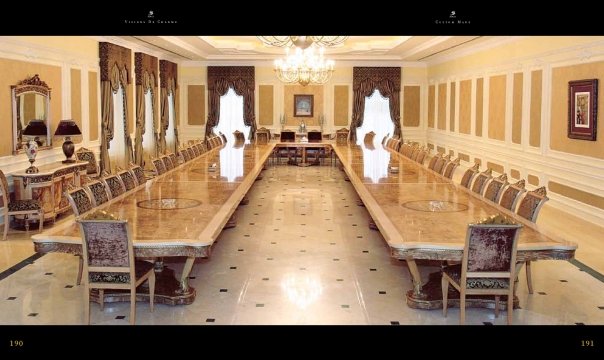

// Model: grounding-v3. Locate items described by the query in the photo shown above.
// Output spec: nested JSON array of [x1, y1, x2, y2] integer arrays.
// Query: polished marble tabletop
[[33, 143, 276, 257], [332, 143, 577, 261]]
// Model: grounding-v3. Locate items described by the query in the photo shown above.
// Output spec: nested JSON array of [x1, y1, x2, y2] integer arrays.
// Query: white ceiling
[[117, 36, 496, 63]]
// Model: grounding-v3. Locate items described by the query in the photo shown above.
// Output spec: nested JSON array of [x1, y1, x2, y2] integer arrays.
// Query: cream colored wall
[[424, 36, 604, 226]]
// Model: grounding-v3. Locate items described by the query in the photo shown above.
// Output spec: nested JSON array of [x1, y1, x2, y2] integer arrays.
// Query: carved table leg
[[224, 213, 237, 229], [179, 257, 196, 294], [368, 218, 378, 230], [240, 196, 250, 206], [356, 199, 365, 207]]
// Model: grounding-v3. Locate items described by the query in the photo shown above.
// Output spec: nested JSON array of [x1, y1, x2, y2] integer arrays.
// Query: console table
[[12, 161, 88, 222]]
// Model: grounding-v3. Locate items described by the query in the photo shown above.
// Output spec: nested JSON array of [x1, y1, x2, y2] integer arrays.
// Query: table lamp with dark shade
[[22, 119, 48, 173], [54, 119, 81, 163]]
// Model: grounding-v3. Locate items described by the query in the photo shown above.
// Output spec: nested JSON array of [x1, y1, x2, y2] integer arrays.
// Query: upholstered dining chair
[[75, 148, 100, 178], [427, 153, 441, 171], [460, 163, 480, 189], [415, 149, 428, 165], [484, 173, 508, 203], [442, 218, 523, 324], [103, 174, 126, 199], [152, 158, 166, 176], [434, 155, 450, 175], [0, 169, 44, 240], [130, 165, 147, 186], [118, 168, 138, 192], [168, 153, 179, 168], [179, 149, 190, 163], [77, 211, 155, 325], [515, 186, 549, 295], [65, 186, 94, 286], [471, 168, 493, 195], [85, 180, 111, 207], [442, 158, 460, 180], [498, 179, 526, 212], [186, 147, 196, 160], [160, 155, 173, 171]]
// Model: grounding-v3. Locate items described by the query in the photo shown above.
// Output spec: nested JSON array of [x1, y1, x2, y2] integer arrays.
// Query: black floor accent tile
[[65, 285, 74, 288], [249, 223, 255, 225], [379, 291, 386, 294], [219, 289, 228, 292], [300, 267, 306, 270], [256, 304, 265, 307], [352, 224, 357, 226], [344, 205, 349, 208], [370, 268, 377, 271], [357, 236, 363, 238], [598, 306, 604, 310], [328, 229, 333, 232], [262, 278, 269, 281], [301, 224, 306, 226], [362, 251, 369, 253], [341, 305, 350, 309], [0, 252, 45, 282], [333, 258, 340, 261], [483, 322, 493, 325], [115, 315, 125, 320], [559, 280, 568, 282], [271, 242, 277, 244], [300, 235, 306, 238], [244, 235, 250, 237], [238, 249, 244, 252], [330, 242, 336, 245], [276, 218, 281, 220], [300, 250, 306, 252], [569, 258, 604, 283], [28, 313, 38, 317], [538, 292, 547, 295], [390, 321, 400, 325], [274, 229, 279, 231], [230, 266, 237, 270], [45, 272, 53, 275], [7, 297, 17, 300], [267, 258, 273, 260], [575, 322, 585, 325], [254, 213, 259, 215], [189, 276, 196, 279], [336, 279, 344, 282], [206, 318, 215, 323]]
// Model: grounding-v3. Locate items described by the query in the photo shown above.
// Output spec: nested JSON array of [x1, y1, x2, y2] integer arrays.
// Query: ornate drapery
[[206, 66, 256, 140], [99, 42, 133, 173], [351, 67, 401, 143], [134, 52, 158, 166], [160, 60, 179, 153]]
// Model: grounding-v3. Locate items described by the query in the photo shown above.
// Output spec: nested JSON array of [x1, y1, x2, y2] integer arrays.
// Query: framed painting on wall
[[568, 79, 598, 140], [294, 94, 313, 117]]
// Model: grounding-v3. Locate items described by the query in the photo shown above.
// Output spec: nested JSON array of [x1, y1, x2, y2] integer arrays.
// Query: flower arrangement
[[279, 114, 286, 130], [319, 114, 325, 132]]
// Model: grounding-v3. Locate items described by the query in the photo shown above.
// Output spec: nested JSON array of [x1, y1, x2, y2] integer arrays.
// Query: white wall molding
[[0, 36, 99, 69]]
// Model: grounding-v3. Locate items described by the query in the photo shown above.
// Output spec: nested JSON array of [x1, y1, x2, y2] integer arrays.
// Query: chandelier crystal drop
[[274, 46, 335, 86]]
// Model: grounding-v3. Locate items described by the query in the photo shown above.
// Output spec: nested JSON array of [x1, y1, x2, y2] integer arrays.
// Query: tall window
[[213, 87, 250, 144], [142, 90, 155, 161], [108, 86, 127, 170], [355, 89, 393, 145], [165, 93, 176, 153]]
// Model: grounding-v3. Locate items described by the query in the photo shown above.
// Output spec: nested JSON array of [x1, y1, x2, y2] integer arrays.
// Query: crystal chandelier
[[274, 46, 335, 86], [257, 36, 348, 49]]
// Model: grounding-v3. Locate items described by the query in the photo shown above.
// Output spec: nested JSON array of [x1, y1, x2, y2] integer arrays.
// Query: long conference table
[[332, 142, 577, 309], [33, 142, 276, 305]]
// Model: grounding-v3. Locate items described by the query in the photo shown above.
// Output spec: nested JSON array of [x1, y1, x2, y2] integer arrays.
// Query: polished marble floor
[[1, 165, 604, 325]]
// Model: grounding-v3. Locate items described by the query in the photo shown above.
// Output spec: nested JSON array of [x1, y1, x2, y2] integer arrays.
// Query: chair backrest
[[499, 179, 526, 212], [161, 155, 174, 170], [256, 129, 270, 145], [460, 163, 480, 188], [66, 187, 93, 216], [75, 148, 99, 176], [427, 153, 441, 170], [433, 156, 447, 174], [471, 168, 493, 195], [484, 173, 508, 203], [442, 158, 460, 179], [118, 169, 138, 191], [0, 169, 10, 208], [77, 218, 134, 284], [410, 148, 421, 162], [220, 132, 228, 144], [168, 153, 179, 168], [85, 180, 110, 207], [280, 131, 295, 142], [186, 147, 196, 160], [152, 158, 166, 175], [130, 165, 146, 186], [180, 149, 190, 162], [516, 186, 549, 223], [462, 223, 522, 281], [336, 128, 349, 145], [103, 174, 126, 198], [308, 131, 322, 142], [233, 130, 246, 143], [416, 150, 428, 165]]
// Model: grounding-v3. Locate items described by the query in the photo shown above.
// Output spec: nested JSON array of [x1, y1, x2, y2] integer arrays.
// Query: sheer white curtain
[[213, 87, 250, 144], [356, 89, 394, 146], [165, 93, 176, 153], [108, 86, 127, 170], [142, 90, 155, 162]]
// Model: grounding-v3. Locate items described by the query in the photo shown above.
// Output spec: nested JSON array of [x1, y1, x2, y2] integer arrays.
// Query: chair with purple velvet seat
[[77, 211, 155, 325], [442, 216, 523, 325]]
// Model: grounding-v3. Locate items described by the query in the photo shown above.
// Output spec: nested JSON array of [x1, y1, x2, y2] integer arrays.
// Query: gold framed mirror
[[12, 74, 52, 154]]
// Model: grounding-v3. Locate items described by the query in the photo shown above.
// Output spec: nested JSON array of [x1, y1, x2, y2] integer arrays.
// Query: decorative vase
[[23, 138, 39, 173]]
